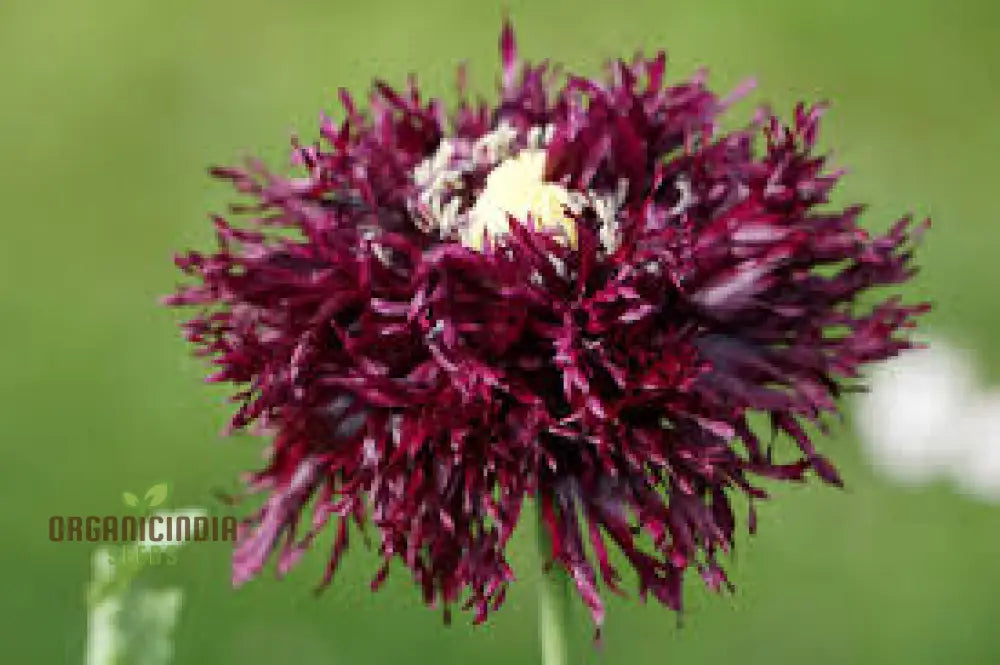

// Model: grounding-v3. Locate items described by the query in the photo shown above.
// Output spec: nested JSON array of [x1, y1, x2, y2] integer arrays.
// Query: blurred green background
[[3, 0, 1000, 663]]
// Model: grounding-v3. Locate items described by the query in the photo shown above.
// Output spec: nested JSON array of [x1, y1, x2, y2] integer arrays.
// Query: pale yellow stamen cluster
[[411, 123, 634, 254], [462, 150, 578, 251]]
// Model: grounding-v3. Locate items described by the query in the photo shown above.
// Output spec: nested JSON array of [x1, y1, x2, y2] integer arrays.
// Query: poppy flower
[[167, 21, 928, 628]]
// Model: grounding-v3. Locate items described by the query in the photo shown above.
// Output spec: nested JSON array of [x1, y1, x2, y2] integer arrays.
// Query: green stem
[[536, 500, 571, 665]]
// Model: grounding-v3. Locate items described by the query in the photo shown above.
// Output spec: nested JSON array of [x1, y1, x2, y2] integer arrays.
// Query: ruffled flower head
[[167, 21, 928, 628]]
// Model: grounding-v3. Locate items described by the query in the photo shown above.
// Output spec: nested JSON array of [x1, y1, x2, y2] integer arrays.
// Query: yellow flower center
[[461, 150, 577, 251]]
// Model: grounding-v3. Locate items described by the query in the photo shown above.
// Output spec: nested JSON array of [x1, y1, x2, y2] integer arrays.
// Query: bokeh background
[[4, 0, 1000, 663]]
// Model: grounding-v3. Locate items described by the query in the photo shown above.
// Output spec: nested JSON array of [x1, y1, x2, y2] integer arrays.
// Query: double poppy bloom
[[168, 23, 927, 628]]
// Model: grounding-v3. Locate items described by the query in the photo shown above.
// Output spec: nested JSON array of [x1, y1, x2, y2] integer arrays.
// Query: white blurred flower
[[86, 507, 204, 665], [86, 583, 183, 665], [122, 589, 183, 665], [855, 337, 977, 484], [86, 550, 122, 665], [87, 542, 188, 665], [950, 391, 1000, 501]]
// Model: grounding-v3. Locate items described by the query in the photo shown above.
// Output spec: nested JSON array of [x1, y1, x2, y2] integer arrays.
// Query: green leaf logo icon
[[144, 483, 168, 507], [120, 483, 170, 512]]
